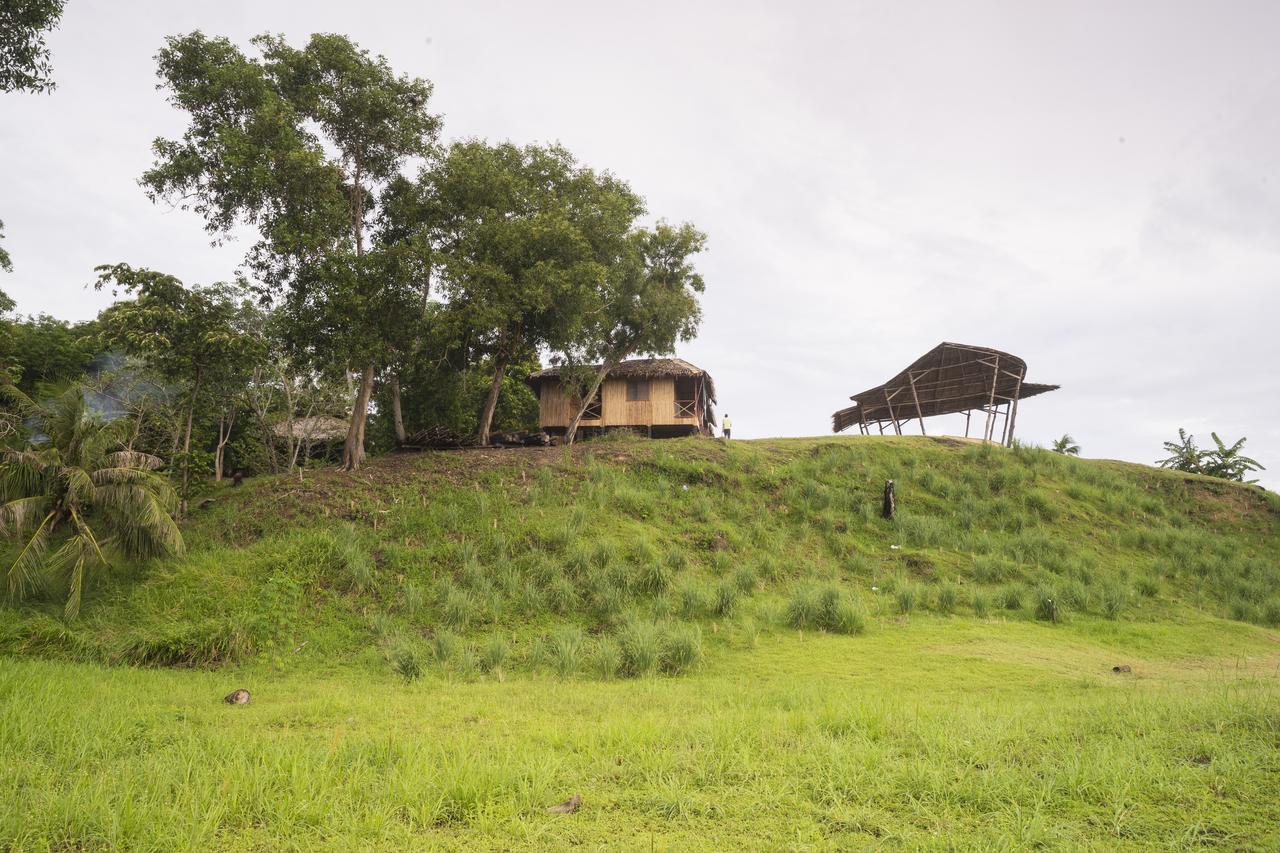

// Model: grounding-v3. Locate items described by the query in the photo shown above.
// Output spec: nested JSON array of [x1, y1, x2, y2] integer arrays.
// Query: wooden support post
[[884, 389, 902, 435], [965, 409, 972, 438], [983, 356, 1000, 443], [1004, 368, 1024, 447], [908, 371, 927, 436]]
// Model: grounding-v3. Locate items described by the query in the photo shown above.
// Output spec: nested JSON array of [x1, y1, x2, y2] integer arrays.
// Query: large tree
[[94, 264, 266, 508], [142, 32, 439, 470], [559, 222, 706, 444], [0, 0, 65, 94], [429, 141, 644, 444]]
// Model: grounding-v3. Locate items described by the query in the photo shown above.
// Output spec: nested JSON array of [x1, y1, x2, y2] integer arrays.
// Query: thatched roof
[[832, 342, 1058, 433], [529, 358, 717, 403], [271, 415, 349, 442]]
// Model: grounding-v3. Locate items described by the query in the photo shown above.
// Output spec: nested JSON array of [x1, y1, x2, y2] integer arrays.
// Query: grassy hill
[[2, 436, 1279, 848], [4, 435, 1278, 672]]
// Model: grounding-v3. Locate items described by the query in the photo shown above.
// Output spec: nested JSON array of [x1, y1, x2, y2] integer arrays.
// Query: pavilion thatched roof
[[832, 342, 1058, 433], [271, 415, 349, 442]]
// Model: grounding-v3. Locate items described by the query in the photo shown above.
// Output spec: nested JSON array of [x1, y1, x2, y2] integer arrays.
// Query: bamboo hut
[[831, 342, 1058, 446], [528, 358, 717, 438]]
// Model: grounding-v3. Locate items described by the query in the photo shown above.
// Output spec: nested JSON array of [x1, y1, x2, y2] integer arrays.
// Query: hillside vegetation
[[2, 436, 1277, 675], [3, 436, 1280, 849]]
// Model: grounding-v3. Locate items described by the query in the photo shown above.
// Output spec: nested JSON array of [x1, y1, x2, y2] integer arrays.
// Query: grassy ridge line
[[1, 436, 1277, 675], [2, 620, 1277, 850]]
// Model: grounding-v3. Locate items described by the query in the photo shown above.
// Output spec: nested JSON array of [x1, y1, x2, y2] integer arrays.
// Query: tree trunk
[[214, 407, 237, 481], [390, 375, 407, 446], [565, 363, 613, 445], [179, 371, 201, 515], [341, 364, 375, 471], [477, 355, 510, 447]]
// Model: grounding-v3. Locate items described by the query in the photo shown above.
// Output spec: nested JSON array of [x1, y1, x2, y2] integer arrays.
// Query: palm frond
[[103, 450, 165, 471], [6, 511, 57, 598], [0, 495, 52, 537]]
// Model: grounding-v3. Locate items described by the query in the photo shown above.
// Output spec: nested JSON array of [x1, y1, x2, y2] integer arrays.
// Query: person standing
[[722, 413, 732, 441]]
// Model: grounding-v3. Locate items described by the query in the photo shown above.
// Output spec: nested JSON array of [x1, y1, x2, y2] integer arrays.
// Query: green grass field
[[2, 436, 1279, 849]]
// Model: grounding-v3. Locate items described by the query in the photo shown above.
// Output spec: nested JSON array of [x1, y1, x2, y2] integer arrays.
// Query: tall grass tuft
[[550, 627, 585, 677], [786, 585, 867, 634], [713, 581, 740, 617], [617, 620, 663, 677], [481, 634, 510, 675], [935, 582, 958, 615], [391, 642, 423, 682], [661, 624, 703, 674], [592, 637, 622, 679]]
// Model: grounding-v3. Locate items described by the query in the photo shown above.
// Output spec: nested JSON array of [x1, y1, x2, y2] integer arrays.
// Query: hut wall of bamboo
[[539, 377, 697, 429]]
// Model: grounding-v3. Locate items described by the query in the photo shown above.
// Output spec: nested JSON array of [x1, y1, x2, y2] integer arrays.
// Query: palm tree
[[1202, 432, 1264, 483], [1051, 434, 1081, 456], [0, 386, 183, 618], [1156, 428, 1205, 474]]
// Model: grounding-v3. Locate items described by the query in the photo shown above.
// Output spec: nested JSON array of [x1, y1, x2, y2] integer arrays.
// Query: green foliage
[[0, 0, 65, 93], [0, 387, 183, 618], [787, 585, 867, 635], [1051, 434, 1081, 455]]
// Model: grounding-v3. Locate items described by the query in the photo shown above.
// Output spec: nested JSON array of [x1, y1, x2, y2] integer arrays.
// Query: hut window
[[674, 376, 697, 418], [626, 379, 649, 401], [583, 385, 602, 420]]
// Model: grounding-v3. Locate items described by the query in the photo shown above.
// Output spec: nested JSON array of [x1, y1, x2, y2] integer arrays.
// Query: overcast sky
[[2, 1, 1277, 485]]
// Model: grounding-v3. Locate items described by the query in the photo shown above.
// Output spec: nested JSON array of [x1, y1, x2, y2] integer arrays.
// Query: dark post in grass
[[882, 480, 896, 520]]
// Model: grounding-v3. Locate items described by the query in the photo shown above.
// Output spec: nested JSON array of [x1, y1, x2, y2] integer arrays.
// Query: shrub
[[550, 627, 585, 677], [1033, 585, 1061, 623], [481, 635, 510, 673], [786, 585, 866, 634], [972, 555, 1013, 584], [733, 565, 758, 593], [1100, 583, 1128, 619], [440, 586, 476, 630], [592, 637, 622, 679], [713, 581, 739, 617], [678, 583, 708, 618], [662, 624, 703, 674], [545, 575, 578, 615], [339, 534, 375, 593], [895, 582, 918, 615], [618, 620, 663, 677], [1001, 585, 1024, 612], [402, 580, 426, 619], [636, 557, 671, 596], [972, 590, 990, 618], [936, 583, 958, 615], [391, 643, 423, 682], [1136, 576, 1160, 598], [431, 630, 460, 666]]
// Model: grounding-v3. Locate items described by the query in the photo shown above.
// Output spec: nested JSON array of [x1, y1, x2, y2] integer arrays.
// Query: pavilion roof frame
[[831, 342, 1059, 445]]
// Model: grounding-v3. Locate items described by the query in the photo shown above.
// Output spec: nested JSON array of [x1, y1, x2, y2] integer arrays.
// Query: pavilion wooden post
[[884, 389, 902, 435], [907, 370, 927, 435], [983, 356, 1000, 442], [1003, 367, 1025, 447]]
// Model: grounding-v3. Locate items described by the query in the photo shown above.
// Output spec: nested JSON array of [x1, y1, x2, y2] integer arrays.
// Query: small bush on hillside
[[1001, 585, 1024, 612], [713, 581, 739, 617], [1059, 579, 1089, 612], [482, 635, 509, 673], [391, 643, 423, 682], [936, 583, 958, 615], [711, 551, 732, 576], [369, 612, 397, 642], [337, 533, 375, 593], [1136, 576, 1160, 598], [1100, 583, 1128, 619], [1033, 585, 1062, 623], [665, 547, 689, 572], [545, 575, 578, 614], [733, 565, 758, 593], [618, 620, 663, 677], [441, 586, 476, 630], [636, 557, 671, 595], [592, 637, 622, 679], [402, 580, 426, 619], [972, 555, 1013, 584], [972, 590, 990, 618], [590, 540, 616, 570], [550, 627, 585, 677], [678, 583, 709, 618], [662, 624, 703, 674], [786, 585, 867, 634], [896, 583, 919, 615], [431, 630, 461, 666]]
